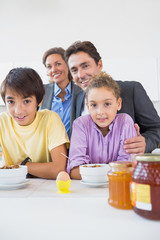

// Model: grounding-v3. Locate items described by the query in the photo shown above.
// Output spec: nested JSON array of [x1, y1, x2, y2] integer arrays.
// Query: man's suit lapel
[[76, 91, 85, 118], [69, 82, 84, 137]]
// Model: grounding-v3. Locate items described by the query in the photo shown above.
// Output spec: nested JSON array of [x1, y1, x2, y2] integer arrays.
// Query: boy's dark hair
[[65, 41, 101, 65], [42, 47, 72, 81], [0, 67, 45, 106], [85, 72, 121, 100]]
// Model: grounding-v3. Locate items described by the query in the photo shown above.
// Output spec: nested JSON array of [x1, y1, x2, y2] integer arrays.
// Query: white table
[[0, 179, 159, 240]]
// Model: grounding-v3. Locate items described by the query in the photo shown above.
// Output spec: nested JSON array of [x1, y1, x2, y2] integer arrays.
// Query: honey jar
[[108, 161, 133, 209], [131, 154, 160, 220]]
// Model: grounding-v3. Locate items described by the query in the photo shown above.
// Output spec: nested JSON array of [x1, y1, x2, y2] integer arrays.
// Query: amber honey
[[108, 161, 133, 209]]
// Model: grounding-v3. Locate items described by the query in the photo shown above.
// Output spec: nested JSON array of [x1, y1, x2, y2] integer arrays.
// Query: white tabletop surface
[[0, 179, 159, 240]]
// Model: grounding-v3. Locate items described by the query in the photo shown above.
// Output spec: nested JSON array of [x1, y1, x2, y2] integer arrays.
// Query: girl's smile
[[97, 117, 107, 122]]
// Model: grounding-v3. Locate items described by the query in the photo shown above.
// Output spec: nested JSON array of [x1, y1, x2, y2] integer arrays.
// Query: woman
[[41, 47, 82, 138]]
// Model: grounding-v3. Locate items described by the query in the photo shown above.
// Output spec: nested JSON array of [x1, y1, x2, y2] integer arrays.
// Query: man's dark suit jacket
[[71, 80, 160, 153], [40, 81, 82, 138]]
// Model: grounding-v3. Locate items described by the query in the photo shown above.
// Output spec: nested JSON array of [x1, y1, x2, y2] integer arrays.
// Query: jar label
[[131, 182, 152, 211]]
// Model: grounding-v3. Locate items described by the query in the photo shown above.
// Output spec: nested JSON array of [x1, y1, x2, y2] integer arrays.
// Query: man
[[65, 41, 160, 154]]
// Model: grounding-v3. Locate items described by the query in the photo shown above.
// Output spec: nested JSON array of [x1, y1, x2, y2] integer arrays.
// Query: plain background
[[0, 0, 160, 104]]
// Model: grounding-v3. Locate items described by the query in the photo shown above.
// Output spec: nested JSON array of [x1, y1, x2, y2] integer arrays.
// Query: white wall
[[0, 0, 160, 104]]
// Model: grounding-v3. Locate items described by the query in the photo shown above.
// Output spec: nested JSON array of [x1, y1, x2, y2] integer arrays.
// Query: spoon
[[61, 153, 72, 161]]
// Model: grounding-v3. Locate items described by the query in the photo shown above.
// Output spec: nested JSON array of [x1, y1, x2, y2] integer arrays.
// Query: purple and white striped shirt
[[67, 113, 137, 173]]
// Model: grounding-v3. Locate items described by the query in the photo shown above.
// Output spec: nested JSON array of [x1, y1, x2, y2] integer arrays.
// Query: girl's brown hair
[[85, 72, 121, 100]]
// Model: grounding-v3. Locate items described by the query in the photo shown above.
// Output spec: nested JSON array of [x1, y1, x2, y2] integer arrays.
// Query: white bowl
[[79, 164, 110, 183], [0, 165, 28, 185]]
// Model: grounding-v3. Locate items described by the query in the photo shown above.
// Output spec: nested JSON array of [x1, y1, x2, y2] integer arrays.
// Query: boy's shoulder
[[0, 111, 10, 120], [0, 112, 13, 128], [38, 109, 60, 119], [37, 110, 63, 128]]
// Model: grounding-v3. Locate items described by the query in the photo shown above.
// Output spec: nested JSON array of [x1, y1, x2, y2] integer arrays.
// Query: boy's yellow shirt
[[0, 109, 69, 165]]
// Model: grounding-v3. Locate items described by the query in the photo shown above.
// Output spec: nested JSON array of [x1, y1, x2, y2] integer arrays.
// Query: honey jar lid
[[135, 153, 160, 162], [109, 161, 133, 171]]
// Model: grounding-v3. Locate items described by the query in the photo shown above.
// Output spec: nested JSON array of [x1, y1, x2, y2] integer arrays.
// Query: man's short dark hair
[[65, 41, 101, 65]]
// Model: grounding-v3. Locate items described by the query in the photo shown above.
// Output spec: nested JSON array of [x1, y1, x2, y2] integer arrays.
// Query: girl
[[0, 67, 69, 179], [41, 47, 82, 138], [67, 72, 137, 179]]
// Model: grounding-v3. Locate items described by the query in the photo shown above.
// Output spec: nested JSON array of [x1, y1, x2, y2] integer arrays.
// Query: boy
[[0, 67, 69, 179]]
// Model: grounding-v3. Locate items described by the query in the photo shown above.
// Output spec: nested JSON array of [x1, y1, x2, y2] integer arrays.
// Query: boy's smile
[[5, 89, 39, 126]]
